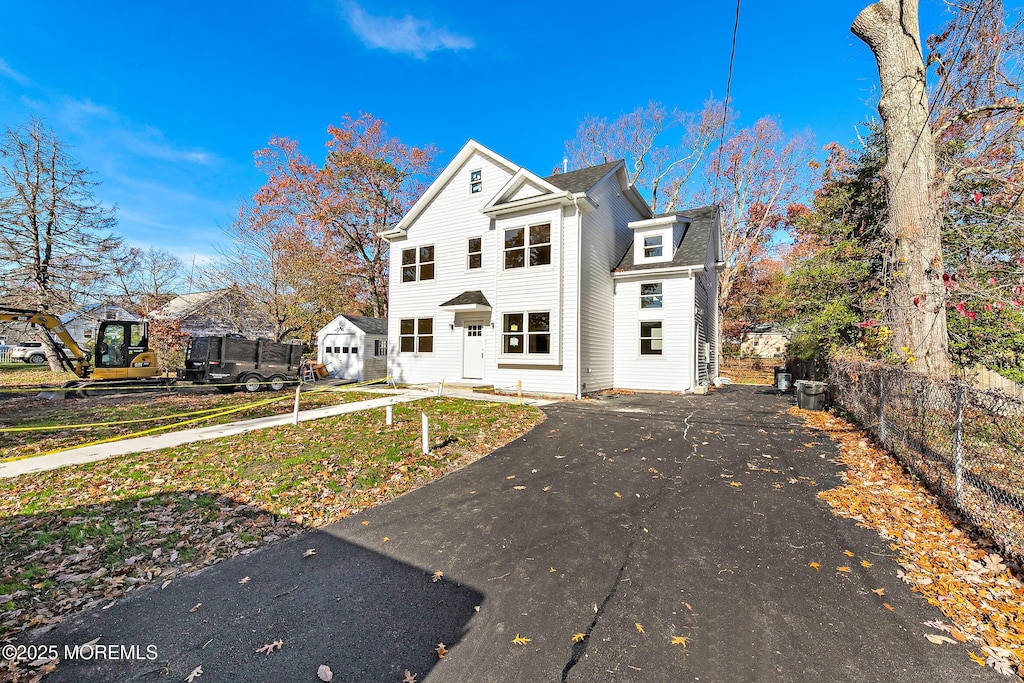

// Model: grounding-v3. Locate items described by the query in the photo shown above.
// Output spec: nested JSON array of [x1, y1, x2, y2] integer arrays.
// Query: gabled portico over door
[[439, 290, 493, 382]]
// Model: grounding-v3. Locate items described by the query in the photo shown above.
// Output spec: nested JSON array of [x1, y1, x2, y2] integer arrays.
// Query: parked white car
[[10, 341, 46, 364]]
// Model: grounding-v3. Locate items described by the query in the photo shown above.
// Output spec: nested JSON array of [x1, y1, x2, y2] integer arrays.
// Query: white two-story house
[[381, 140, 722, 398]]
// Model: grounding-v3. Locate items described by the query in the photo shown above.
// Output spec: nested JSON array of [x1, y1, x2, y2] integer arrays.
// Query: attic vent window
[[470, 169, 482, 194], [644, 235, 663, 259]]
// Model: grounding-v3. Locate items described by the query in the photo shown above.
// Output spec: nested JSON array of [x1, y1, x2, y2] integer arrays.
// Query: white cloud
[[343, 3, 474, 59], [50, 97, 216, 165], [0, 58, 31, 85]]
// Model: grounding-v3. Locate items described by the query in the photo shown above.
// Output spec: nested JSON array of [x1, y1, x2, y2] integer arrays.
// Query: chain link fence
[[828, 358, 1024, 562]]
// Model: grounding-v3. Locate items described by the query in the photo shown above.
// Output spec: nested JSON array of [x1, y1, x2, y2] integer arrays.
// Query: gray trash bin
[[796, 380, 827, 410], [776, 372, 792, 391]]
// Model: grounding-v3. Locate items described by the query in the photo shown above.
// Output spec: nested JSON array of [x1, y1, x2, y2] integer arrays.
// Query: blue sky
[[0, 0, 954, 267]]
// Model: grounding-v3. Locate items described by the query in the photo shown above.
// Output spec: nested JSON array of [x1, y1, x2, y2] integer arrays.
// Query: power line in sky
[[713, 0, 741, 204]]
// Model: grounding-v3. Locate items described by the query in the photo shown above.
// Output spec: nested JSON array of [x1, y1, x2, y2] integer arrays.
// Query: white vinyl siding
[[613, 276, 695, 391], [579, 171, 643, 393]]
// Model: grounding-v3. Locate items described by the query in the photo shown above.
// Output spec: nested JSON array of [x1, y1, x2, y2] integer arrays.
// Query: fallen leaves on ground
[[512, 634, 531, 645], [402, 671, 417, 683], [571, 633, 586, 642], [634, 622, 645, 634], [431, 571, 443, 582], [185, 665, 203, 682], [317, 664, 333, 681], [793, 405, 1024, 677], [0, 398, 543, 648], [671, 636, 688, 647], [254, 639, 283, 655], [435, 643, 448, 659], [809, 562, 821, 570], [303, 548, 317, 557]]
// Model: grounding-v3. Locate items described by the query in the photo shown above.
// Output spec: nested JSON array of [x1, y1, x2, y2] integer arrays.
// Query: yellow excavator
[[0, 306, 172, 396]]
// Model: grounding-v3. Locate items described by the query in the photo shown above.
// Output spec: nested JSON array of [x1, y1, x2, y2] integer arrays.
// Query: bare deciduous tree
[[0, 118, 119, 370]]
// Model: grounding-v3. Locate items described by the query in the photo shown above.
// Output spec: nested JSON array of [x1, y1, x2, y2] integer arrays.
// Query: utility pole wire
[[713, 0, 741, 204]]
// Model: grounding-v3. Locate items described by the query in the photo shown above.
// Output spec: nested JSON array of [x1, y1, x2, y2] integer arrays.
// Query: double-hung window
[[374, 339, 386, 357], [640, 321, 663, 355], [467, 237, 482, 270], [470, 169, 482, 194], [502, 312, 550, 355], [643, 235, 663, 259], [399, 318, 434, 353], [640, 282, 663, 309], [504, 223, 551, 269], [402, 245, 435, 282]]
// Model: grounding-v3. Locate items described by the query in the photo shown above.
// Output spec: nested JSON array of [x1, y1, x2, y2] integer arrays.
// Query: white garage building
[[316, 314, 388, 382]]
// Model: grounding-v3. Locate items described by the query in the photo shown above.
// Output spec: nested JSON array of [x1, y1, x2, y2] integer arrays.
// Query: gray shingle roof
[[342, 315, 387, 336], [440, 290, 491, 307], [614, 205, 719, 273], [543, 160, 622, 194]]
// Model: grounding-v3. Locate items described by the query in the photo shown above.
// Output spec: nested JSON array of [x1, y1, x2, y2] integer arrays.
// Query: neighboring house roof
[[746, 323, 790, 335], [543, 160, 623, 194], [59, 302, 139, 324], [341, 315, 387, 336], [150, 289, 233, 320], [614, 205, 720, 273], [440, 290, 491, 308]]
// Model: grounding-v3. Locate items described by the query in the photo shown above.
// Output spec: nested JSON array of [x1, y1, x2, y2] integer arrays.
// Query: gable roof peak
[[543, 159, 623, 194]]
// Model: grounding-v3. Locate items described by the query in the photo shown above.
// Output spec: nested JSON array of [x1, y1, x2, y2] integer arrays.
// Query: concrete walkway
[[0, 392, 431, 479], [1, 386, 555, 479]]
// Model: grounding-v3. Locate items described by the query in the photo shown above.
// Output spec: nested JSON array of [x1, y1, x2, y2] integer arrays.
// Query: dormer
[[627, 215, 689, 266]]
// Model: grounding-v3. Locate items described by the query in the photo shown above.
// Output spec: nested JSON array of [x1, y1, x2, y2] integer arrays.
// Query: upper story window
[[402, 245, 435, 282], [470, 169, 482, 194], [504, 223, 551, 269], [468, 237, 482, 270], [640, 282, 663, 309], [643, 235, 663, 259]]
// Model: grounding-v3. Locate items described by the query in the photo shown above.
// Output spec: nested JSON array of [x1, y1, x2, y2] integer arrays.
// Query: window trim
[[470, 169, 482, 194], [399, 317, 434, 353], [467, 236, 483, 270], [640, 282, 663, 309], [401, 245, 435, 283], [501, 310, 552, 357], [639, 320, 663, 356], [503, 223, 552, 270]]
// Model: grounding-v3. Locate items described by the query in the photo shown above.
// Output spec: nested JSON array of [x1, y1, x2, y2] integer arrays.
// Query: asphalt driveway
[[22, 386, 1003, 682]]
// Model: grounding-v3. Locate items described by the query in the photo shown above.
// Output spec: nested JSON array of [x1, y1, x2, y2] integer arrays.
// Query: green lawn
[[0, 397, 544, 640], [0, 387, 378, 461]]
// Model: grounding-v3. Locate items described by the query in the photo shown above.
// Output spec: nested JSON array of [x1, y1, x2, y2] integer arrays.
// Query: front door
[[462, 323, 485, 380]]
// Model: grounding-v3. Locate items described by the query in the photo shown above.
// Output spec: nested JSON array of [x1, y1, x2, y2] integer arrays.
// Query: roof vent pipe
[[563, 157, 568, 174]]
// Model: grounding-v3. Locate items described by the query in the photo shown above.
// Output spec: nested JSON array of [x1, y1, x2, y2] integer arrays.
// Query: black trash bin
[[796, 380, 827, 410]]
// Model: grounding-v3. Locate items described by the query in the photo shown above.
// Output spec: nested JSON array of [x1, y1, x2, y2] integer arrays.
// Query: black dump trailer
[[178, 336, 303, 392]]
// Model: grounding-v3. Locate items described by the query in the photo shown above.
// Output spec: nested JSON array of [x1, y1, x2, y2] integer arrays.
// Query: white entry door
[[462, 323, 485, 379]]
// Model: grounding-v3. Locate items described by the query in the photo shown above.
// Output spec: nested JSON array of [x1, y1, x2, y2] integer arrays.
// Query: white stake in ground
[[292, 384, 301, 425], [385, 404, 393, 426], [421, 412, 430, 454]]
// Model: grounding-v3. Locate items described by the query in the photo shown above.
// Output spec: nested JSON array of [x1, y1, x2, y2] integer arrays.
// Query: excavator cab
[[92, 320, 160, 380]]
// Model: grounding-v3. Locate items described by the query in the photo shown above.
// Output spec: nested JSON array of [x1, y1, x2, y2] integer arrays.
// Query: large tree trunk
[[853, 0, 950, 378]]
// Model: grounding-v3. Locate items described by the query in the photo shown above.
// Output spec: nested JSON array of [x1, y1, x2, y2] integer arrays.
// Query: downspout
[[692, 272, 699, 392], [573, 195, 583, 400]]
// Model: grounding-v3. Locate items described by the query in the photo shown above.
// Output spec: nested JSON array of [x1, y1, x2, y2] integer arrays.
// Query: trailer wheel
[[241, 374, 263, 393], [268, 375, 287, 391]]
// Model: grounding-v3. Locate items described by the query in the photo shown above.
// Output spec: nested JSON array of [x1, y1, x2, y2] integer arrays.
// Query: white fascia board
[[615, 166, 654, 218], [627, 215, 684, 231], [484, 167, 565, 211], [388, 139, 520, 237], [612, 264, 706, 279], [480, 191, 577, 217]]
